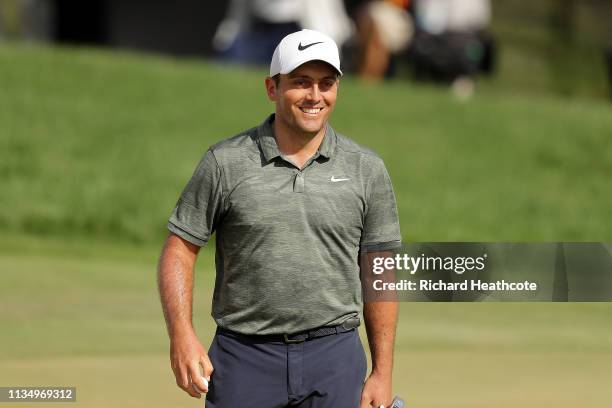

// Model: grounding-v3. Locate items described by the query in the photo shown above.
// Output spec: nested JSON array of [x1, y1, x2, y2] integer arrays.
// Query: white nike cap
[[269, 29, 342, 77]]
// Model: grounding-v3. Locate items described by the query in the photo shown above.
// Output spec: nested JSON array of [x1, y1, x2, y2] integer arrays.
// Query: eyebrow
[[287, 74, 338, 81]]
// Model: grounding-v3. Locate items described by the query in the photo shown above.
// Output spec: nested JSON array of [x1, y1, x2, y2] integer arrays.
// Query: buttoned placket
[[284, 152, 321, 193], [257, 115, 334, 194]]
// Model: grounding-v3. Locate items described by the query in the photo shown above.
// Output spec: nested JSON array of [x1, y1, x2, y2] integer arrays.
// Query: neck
[[273, 116, 327, 158]]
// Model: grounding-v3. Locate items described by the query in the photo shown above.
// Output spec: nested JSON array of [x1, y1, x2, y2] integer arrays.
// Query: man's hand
[[360, 371, 392, 408], [170, 330, 214, 398]]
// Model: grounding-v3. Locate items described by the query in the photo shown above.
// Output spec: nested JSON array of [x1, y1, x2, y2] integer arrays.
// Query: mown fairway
[[1, 239, 611, 407], [1, 44, 611, 407]]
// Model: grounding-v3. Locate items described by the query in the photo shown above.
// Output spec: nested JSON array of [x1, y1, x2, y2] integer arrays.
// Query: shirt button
[[293, 172, 305, 193]]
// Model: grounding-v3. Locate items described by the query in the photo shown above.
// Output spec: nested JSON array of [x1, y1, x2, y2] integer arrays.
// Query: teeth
[[301, 107, 321, 114]]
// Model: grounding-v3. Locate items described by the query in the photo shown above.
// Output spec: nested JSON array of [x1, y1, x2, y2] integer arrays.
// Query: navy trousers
[[205, 327, 367, 408]]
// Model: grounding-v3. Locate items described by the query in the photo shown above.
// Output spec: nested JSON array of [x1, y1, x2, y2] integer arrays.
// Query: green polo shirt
[[168, 114, 401, 335]]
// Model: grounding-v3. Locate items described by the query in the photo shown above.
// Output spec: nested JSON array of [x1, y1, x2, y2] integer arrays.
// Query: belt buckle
[[341, 317, 361, 331], [283, 333, 306, 344]]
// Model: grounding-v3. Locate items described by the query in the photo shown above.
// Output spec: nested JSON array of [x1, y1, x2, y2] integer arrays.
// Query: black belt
[[218, 317, 361, 344]]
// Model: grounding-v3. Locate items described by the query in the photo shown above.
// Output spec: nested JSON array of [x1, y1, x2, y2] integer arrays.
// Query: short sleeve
[[167, 150, 224, 247], [360, 159, 402, 252]]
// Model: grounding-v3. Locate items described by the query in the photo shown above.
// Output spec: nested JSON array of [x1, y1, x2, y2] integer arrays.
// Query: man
[[158, 29, 401, 408]]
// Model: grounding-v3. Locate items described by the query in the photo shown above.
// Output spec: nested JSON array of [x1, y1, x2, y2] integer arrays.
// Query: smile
[[299, 107, 324, 116]]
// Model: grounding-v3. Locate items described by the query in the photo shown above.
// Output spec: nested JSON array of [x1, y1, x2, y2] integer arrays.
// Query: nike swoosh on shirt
[[331, 176, 350, 182], [298, 41, 324, 51]]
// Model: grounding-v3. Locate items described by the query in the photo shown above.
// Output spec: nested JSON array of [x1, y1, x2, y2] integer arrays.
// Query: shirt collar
[[257, 114, 282, 162], [257, 114, 336, 163]]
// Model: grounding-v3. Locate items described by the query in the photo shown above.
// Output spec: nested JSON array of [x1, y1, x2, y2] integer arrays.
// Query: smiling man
[[158, 29, 401, 408]]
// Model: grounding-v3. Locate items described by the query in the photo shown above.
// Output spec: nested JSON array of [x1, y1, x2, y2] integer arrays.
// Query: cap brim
[[280, 57, 343, 77]]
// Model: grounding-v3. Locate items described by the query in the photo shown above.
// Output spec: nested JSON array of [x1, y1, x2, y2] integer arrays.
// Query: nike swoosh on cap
[[298, 41, 324, 51]]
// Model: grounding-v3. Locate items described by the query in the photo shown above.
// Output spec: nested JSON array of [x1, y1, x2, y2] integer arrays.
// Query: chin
[[297, 116, 326, 133], [297, 122, 324, 135]]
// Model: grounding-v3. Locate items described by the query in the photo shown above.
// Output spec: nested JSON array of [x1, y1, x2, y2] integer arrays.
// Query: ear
[[265, 77, 277, 101]]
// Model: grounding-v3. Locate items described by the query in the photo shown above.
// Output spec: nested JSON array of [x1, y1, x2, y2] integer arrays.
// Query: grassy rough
[[1, 44, 611, 244]]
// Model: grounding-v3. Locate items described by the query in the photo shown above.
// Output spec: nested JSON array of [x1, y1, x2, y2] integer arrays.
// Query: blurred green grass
[[2, 235, 611, 360], [1, 44, 611, 407], [1, 44, 611, 244], [1, 237, 611, 407], [489, 0, 611, 99]]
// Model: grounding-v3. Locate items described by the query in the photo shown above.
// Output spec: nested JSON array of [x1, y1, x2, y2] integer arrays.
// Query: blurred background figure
[[408, 0, 495, 99], [213, 0, 353, 66], [354, 0, 414, 82]]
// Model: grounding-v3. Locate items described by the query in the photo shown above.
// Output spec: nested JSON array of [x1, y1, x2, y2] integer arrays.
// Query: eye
[[293, 78, 308, 87], [319, 79, 336, 91]]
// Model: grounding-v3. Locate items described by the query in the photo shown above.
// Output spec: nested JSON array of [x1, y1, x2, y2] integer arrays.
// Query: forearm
[[157, 235, 198, 338], [157, 234, 211, 398], [363, 301, 398, 375]]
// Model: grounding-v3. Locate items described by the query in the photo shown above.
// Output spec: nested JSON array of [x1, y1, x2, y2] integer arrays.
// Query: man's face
[[266, 61, 339, 137]]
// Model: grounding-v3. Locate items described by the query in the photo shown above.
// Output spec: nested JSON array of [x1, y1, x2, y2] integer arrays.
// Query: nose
[[306, 83, 321, 101]]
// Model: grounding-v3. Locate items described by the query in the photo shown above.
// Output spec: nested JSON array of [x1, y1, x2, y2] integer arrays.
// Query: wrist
[[168, 323, 196, 340], [370, 365, 393, 378]]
